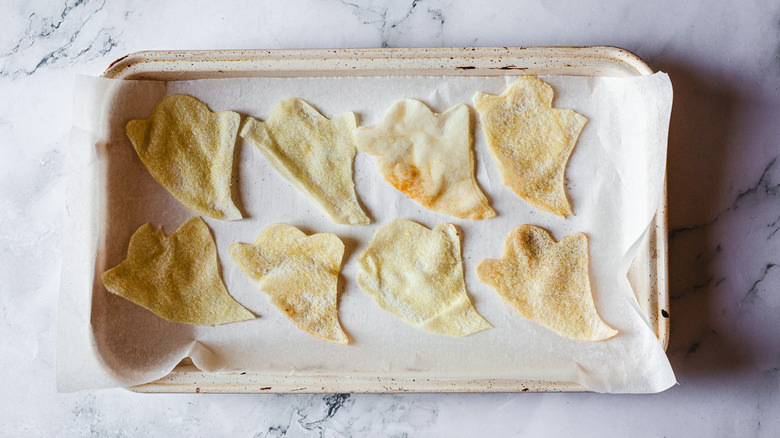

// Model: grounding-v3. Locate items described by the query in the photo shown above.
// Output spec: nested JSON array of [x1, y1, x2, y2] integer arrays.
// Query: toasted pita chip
[[354, 99, 495, 220], [473, 77, 587, 216], [126, 95, 242, 221], [102, 217, 254, 326], [230, 224, 348, 344], [357, 219, 491, 336], [240, 98, 369, 225], [476, 225, 617, 341]]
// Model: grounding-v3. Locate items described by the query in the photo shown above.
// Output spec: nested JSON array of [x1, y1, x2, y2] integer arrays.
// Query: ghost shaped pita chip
[[357, 219, 491, 337], [476, 224, 617, 341], [473, 77, 587, 216], [354, 99, 495, 220], [102, 217, 254, 326], [230, 224, 348, 345], [240, 98, 369, 225], [126, 95, 242, 221]]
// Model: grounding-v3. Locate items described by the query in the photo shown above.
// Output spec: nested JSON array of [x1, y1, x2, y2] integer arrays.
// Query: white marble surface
[[1, 0, 778, 435]]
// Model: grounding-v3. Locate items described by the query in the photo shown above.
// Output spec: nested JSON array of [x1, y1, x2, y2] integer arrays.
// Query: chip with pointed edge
[[473, 77, 587, 216], [357, 218, 492, 337], [126, 94, 242, 221], [230, 223, 349, 345], [240, 98, 369, 225], [102, 217, 254, 326], [477, 224, 617, 341], [354, 99, 495, 220]]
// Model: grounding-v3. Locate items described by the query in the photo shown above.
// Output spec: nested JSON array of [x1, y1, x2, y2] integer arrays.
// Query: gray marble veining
[[0, 0, 126, 78], [339, 0, 447, 48]]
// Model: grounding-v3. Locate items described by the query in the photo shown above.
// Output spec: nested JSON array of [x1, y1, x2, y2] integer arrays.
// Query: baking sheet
[[58, 73, 675, 393]]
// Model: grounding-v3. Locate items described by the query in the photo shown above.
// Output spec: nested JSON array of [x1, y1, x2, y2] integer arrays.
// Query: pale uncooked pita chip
[[126, 95, 242, 221], [476, 224, 617, 341], [230, 224, 348, 345], [102, 217, 254, 326], [240, 98, 369, 225], [354, 99, 495, 220], [473, 77, 587, 216], [356, 219, 491, 336]]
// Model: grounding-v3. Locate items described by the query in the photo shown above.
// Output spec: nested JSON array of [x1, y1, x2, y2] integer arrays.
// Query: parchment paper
[[57, 73, 676, 393]]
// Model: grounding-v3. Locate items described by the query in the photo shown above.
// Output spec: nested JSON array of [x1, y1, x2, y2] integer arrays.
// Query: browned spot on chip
[[383, 162, 438, 207]]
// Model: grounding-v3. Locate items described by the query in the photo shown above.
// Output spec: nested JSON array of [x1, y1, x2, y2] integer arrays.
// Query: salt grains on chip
[[230, 224, 349, 345], [473, 77, 587, 217], [357, 219, 492, 337], [240, 98, 370, 225], [125, 95, 243, 221], [477, 224, 617, 341], [102, 217, 254, 326]]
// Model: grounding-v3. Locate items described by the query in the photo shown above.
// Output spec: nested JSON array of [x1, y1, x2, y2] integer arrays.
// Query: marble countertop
[[2, 0, 778, 435]]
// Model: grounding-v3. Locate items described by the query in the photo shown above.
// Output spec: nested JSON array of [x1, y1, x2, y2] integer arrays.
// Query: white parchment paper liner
[[58, 73, 676, 393]]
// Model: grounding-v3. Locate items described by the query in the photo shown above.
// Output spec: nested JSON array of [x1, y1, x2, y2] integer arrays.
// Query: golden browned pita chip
[[229, 224, 348, 344], [102, 217, 254, 326], [473, 77, 587, 216], [354, 99, 495, 220], [356, 219, 491, 336], [476, 224, 617, 341], [126, 95, 242, 221], [240, 98, 369, 225]]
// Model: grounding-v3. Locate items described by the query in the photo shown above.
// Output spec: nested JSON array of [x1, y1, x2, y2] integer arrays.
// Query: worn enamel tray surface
[[100, 47, 669, 393]]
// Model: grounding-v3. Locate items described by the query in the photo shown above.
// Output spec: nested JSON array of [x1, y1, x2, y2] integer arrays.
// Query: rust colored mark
[[107, 54, 130, 69], [456, 66, 476, 70], [496, 65, 528, 70], [385, 164, 436, 207], [259, 386, 272, 390]]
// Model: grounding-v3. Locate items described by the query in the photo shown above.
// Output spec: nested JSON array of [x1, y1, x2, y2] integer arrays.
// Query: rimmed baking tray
[[100, 46, 669, 393]]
